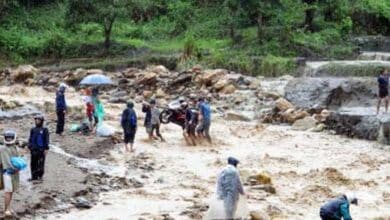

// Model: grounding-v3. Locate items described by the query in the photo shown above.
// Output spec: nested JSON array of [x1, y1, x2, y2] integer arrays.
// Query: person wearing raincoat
[[0, 130, 21, 217], [93, 97, 105, 128], [204, 157, 248, 220]]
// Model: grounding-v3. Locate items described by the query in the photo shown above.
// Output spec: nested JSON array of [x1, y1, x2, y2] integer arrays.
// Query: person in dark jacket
[[121, 101, 137, 152], [181, 101, 197, 146], [55, 83, 67, 135], [377, 69, 389, 114], [320, 193, 358, 220], [28, 115, 50, 182]]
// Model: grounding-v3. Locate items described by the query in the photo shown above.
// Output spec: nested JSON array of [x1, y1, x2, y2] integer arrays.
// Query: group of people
[[0, 80, 360, 218], [56, 83, 106, 136], [120, 96, 213, 152], [212, 157, 358, 220], [0, 114, 50, 216]]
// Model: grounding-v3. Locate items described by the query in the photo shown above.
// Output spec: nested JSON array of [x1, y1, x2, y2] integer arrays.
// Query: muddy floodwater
[[0, 84, 389, 220], [42, 120, 389, 219]]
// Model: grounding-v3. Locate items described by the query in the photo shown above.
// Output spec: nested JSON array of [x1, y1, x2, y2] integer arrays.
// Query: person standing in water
[[121, 101, 137, 152], [0, 130, 21, 217], [28, 115, 50, 182], [377, 69, 389, 114], [216, 157, 245, 219], [142, 99, 164, 141], [55, 83, 67, 135], [196, 97, 212, 143]]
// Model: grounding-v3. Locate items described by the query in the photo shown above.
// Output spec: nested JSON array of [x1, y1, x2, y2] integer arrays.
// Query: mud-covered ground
[[0, 86, 389, 220]]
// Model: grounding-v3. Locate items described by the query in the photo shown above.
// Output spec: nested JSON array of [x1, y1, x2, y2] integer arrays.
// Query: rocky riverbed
[[0, 60, 389, 219]]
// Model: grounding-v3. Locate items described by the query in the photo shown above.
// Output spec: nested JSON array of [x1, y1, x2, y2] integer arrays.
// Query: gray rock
[[73, 197, 92, 209], [225, 111, 252, 121], [292, 116, 317, 131], [285, 78, 376, 110], [325, 110, 381, 141]]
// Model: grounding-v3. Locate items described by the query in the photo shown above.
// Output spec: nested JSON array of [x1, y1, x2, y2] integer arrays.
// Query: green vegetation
[[0, 0, 389, 75], [314, 63, 390, 77]]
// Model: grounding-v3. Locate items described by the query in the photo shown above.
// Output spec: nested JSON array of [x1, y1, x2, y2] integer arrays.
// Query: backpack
[[124, 109, 137, 130]]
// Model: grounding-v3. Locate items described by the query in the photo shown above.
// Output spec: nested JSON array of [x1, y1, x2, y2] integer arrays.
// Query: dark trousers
[[56, 110, 65, 134], [320, 209, 340, 220], [30, 149, 46, 180]]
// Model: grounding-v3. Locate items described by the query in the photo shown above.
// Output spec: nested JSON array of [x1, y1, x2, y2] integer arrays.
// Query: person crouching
[[28, 115, 49, 182]]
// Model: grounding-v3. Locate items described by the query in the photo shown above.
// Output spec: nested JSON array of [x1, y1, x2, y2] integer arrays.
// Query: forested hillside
[[0, 0, 389, 75]]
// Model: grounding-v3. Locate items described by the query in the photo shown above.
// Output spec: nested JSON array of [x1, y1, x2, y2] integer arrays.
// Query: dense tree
[[302, 0, 317, 32], [66, 0, 131, 52], [223, 0, 242, 42], [243, 0, 282, 42]]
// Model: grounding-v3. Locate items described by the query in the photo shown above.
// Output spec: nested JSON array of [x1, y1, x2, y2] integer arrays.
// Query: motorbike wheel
[[160, 109, 172, 124]]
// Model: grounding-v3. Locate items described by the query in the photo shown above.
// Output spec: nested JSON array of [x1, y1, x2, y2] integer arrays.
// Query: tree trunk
[[103, 17, 115, 54], [303, 0, 316, 32], [256, 14, 263, 43], [229, 23, 235, 42]]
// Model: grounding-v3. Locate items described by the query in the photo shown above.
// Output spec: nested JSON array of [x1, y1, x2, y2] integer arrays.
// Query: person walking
[[196, 97, 212, 143], [205, 157, 247, 219], [0, 130, 21, 217], [377, 69, 389, 114], [181, 101, 197, 146], [28, 115, 49, 182], [320, 193, 358, 220], [142, 99, 164, 141], [121, 101, 137, 152], [55, 83, 67, 135]]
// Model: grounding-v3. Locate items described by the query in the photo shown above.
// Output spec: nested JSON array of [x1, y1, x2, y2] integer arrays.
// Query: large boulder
[[221, 84, 236, 94], [65, 68, 88, 86], [10, 65, 39, 83], [195, 69, 227, 87], [275, 98, 294, 112], [122, 68, 140, 78], [325, 110, 380, 140], [292, 116, 317, 131], [146, 65, 169, 76], [280, 109, 309, 124], [225, 111, 251, 121], [136, 72, 157, 86], [285, 78, 376, 111]]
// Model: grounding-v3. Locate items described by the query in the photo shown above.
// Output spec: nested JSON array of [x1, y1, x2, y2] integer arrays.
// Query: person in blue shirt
[[121, 101, 137, 152], [320, 193, 358, 220], [377, 69, 389, 115], [196, 97, 212, 143], [55, 83, 67, 135], [28, 114, 49, 182]]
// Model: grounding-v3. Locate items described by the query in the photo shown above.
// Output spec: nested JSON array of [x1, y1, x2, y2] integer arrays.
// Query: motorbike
[[159, 100, 198, 128]]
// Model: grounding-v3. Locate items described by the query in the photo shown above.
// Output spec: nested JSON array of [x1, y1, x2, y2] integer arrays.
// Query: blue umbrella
[[79, 74, 114, 85]]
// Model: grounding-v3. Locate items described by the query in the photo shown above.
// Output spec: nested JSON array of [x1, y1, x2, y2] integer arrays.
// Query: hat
[[227, 157, 240, 167], [127, 101, 134, 108]]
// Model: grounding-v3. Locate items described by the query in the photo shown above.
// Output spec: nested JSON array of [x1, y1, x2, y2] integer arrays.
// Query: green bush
[[257, 55, 297, 77]]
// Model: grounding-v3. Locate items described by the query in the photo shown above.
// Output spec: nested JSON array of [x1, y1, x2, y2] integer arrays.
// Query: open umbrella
[[79, 74, 113, 86]]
